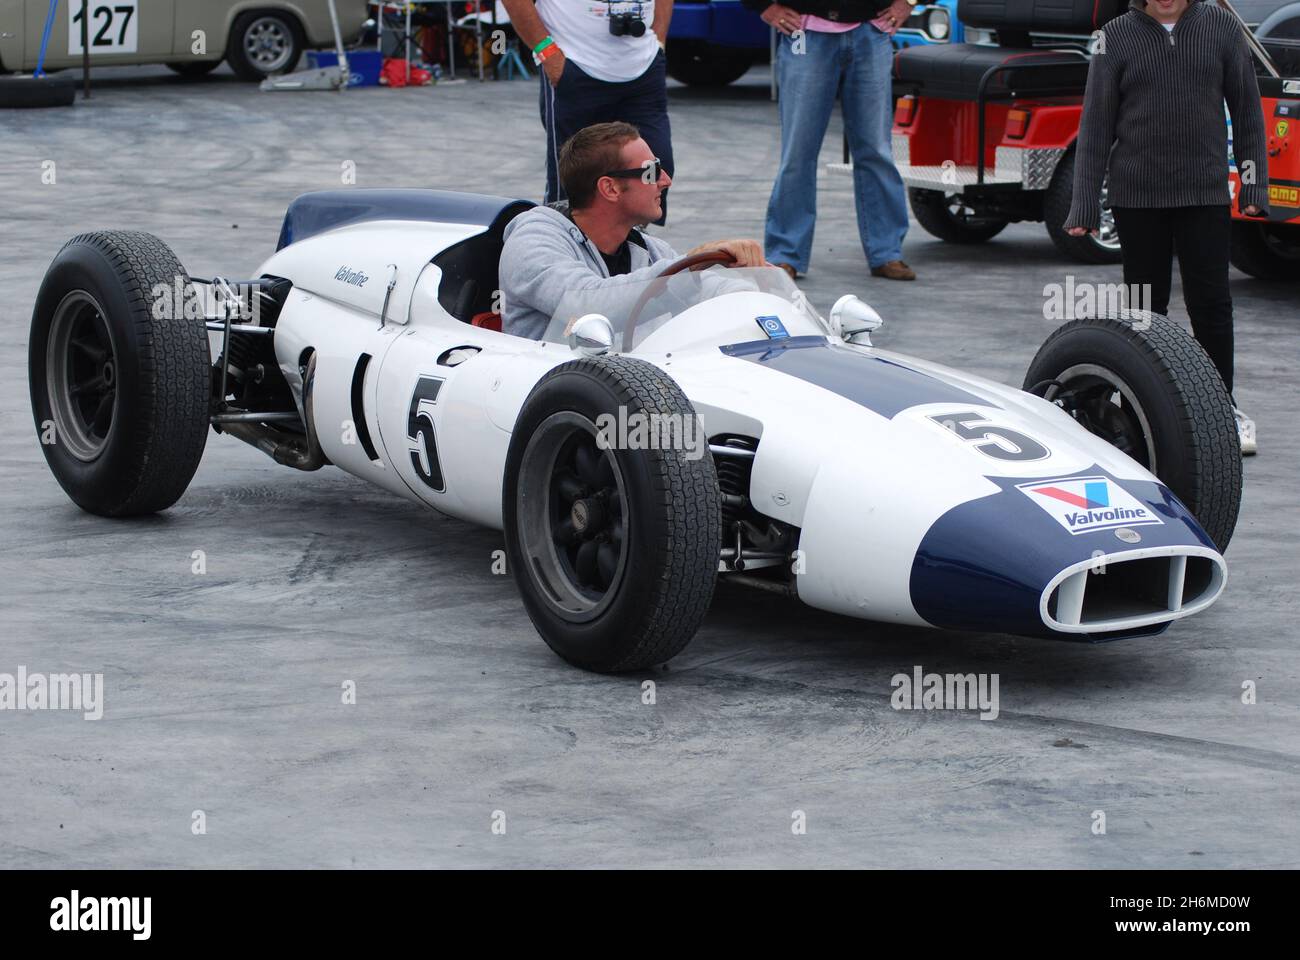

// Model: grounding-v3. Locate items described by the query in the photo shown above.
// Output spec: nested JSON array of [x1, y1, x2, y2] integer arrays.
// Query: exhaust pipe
[[216, 353, 326, 471]]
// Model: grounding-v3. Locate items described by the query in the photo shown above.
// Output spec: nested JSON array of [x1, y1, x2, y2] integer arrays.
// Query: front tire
[[226, 10, 305, 81], [1044, 151, 1123, 264], [503, 357, 721, 672], [166, 60, 222, 78], [908, 189, 1008, 243], [1024, 313, 1241, 550], [29, 231, 210, 516]]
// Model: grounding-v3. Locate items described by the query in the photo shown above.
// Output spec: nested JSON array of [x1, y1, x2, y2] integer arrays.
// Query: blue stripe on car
[[720, 336, 998, 418]]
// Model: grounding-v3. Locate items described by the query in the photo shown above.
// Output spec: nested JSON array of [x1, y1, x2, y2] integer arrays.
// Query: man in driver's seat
[[500, 121, 765, 339]]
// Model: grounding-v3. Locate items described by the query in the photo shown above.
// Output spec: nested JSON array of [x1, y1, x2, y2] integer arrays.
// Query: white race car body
[[255, 190, 1226, 642]]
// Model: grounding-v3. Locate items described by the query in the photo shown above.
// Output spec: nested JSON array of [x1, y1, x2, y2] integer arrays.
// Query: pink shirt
[[800, 15, 860, 32], [800, 13, 897, 35]]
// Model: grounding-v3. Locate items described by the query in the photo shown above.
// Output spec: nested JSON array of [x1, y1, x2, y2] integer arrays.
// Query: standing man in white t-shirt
[[502, 1, 675, 224]]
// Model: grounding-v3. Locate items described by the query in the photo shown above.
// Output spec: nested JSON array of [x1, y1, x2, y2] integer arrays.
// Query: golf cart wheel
[[1024, 313, 1241, 550], [1044, 151, 1123, 264], [908, 189, 1008, 243], [227, 10, 305, 81], [166, 61, 222, 78], [1229, 220, 1300, 281], [29, 231, 210, 517], [0, 72, 76, 108], [503, 357, 721, 673]]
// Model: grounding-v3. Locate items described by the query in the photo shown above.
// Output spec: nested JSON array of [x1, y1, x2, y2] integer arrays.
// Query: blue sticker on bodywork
[[720, 336, 997, 418], [756, 315, 790, 340]]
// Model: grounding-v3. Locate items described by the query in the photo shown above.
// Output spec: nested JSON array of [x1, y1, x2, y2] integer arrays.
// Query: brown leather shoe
[[870, 260, 916, 281], [774, 262, 799, 281]]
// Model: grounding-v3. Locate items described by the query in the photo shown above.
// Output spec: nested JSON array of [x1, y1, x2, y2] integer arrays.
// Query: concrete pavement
[[1, 63, 1297, 868]]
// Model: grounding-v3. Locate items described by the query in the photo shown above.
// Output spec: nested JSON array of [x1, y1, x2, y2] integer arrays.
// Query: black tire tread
[[0, 72, 76, 108], [51, 230, 209, 515], [512, 356, 720, 672], [166, 60, 222, 78], [1229, 220, 1300, 281], [1024, 312, 1241, 549]]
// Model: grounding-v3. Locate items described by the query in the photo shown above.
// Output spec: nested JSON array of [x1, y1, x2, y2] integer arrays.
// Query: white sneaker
[[1234, 408, 1257, 456]]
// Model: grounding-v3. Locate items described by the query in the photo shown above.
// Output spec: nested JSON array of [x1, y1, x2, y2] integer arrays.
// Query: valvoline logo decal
[[1016, 475, 1164, 535]]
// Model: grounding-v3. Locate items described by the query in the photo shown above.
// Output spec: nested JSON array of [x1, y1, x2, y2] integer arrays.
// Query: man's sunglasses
[[603, 158, 663, 183]]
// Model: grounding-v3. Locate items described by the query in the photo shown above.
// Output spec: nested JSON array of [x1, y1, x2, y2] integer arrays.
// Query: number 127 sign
[[69, 1, 140, 55]]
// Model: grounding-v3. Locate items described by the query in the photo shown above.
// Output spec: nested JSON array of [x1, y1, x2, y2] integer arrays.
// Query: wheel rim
[[46, 290, 118, 462], [244, 17, 293, 73], [1094, 178, 1121, 251], [517, 412, 630, 623], [1055, 363, 1157, 472]]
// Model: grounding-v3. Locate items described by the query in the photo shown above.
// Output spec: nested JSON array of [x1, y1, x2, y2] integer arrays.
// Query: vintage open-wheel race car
[[29, 189, 1243, 671]]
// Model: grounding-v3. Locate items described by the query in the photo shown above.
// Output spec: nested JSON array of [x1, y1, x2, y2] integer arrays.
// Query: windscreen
[[541, 266, 825, 352]]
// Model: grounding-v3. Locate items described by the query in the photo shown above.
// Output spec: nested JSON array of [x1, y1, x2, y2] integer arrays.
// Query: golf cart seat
[[893, 0, 1128, 100], [893, 45, 1090, 100]]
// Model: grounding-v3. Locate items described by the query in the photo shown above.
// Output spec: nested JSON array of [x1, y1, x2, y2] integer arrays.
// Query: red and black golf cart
[[888, 0, 1300, 277]]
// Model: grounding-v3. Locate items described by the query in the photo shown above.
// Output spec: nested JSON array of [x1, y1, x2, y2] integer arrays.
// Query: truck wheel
[[0, 72, 76, 108], [908, 189, 1008, 243], [1229, 221, 1300, 281], [227, 10, 305, 81], [666, 40, 753, 86], [166, 61, 221, 78], [1024, 313, 1241, 550], [29, 232, 210, 516], [1044, 151, 1123, 264], [503, 357, 721, 672]]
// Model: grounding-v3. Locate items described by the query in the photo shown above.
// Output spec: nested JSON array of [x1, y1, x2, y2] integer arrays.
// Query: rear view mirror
[[570, 314, 614, 356], [829, 295, 884, 346]]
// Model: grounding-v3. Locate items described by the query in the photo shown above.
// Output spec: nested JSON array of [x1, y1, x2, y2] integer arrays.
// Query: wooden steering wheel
[[621, 250, 739, 352]]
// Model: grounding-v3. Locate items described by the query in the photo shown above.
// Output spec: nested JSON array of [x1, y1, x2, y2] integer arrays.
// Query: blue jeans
[[766, 26, 908, 271]]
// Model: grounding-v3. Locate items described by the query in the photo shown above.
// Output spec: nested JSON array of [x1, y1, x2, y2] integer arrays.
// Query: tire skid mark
[[672, 665, 1300, 776]]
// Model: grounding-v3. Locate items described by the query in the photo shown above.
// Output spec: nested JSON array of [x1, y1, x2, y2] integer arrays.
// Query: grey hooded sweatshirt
[[499, 202, 679, 340]]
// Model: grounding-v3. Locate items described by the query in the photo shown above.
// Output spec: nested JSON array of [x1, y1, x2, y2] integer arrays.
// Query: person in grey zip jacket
[[500, 121, 764, 340]]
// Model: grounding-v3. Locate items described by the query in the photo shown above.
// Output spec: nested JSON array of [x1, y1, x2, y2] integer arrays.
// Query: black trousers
[[1111, 205, 1235, 394], [538, 50, 674, 225]]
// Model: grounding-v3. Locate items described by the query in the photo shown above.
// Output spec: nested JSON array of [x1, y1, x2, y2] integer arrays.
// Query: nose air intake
[[1042, 549, 1226, 634]]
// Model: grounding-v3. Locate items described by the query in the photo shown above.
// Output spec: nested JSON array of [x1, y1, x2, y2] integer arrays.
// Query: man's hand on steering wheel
[[684, 239, 765, 269]]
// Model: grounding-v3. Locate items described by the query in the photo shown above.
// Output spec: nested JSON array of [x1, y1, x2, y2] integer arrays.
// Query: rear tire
[[227, 10, 305, 81], [1044, 151, 1123, 264], [503, 357, 721, 672], [908, 189, 1008, 243], [1024, 313, 1241, 550], [1229, 221, 1300, 281], [29, 231, 210, 516]]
